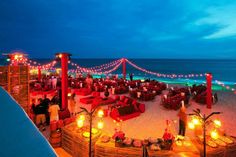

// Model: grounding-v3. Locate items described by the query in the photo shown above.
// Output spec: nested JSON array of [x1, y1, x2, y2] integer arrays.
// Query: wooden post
[[206, 73, 212, 109], [60, 53, 69, 110], [38, 67, 41, 82], [89, 113, 93, 157], [203, 114, 206, 157], [122, 58, 126, 80]]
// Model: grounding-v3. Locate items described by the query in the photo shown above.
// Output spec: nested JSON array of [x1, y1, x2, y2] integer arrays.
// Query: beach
[[32, 86, 236, 140], [74, 89, 236, 139], [31, 85, 236, 157]]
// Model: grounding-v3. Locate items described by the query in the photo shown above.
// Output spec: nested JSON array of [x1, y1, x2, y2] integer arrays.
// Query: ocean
[[1, 58, 236, 87]]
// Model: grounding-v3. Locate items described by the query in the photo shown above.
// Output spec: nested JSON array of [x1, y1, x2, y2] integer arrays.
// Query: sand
[[31, 87, 236, 157], [73, 89, 236, 140]]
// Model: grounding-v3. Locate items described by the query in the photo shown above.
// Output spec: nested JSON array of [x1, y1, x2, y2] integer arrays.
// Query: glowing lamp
[[213, 120, 221, 128], [92, 128, 98, 134], [76, 119, 84, 129], [97, 109, 104, 118], [68, 93, 71, 97], [59, 54, 62, 58], [188, 122, 195, 130], [83, 132, 90, 138], [78, 115, 85, 121], [14, 55, 18, 60], [192, 118, 200, 125], [97, 121, 104, 129], [210, 130, 219, 140]]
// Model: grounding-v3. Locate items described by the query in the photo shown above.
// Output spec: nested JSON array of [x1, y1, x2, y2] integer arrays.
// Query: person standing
[[52, 76, 57, 89], [129, 73, 134, 81], [68, 93, 76, 116], [34, 98, 47, 131], [48, 102, 60, 122], [42, 95, 50, 125], [30, 99, 36, 122], [177, 102, 187, 136]]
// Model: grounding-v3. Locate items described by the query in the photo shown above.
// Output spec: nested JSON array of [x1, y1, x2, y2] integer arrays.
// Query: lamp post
[[77, 105, 104, 157], [188, 109, 222, 157]]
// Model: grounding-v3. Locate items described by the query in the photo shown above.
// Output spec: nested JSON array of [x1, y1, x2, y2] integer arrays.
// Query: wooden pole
[[38, 67, 41, 82], [89, 113, 92, 157], [122, 58, 126, 80], [206, 73, 212, 109], [203, 114, 206, 157], [61, 53, 69, 110]]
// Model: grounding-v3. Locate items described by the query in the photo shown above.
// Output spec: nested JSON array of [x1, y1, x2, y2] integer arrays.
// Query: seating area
[[74, 88, 92, 96], [91, 97, 116, 109], [129, 89, 156, 101], [113, 85, 129, 94], [110, 96, 145, 121], [160, 87, 190, 110], [191, 84, 218, 104], [128, 80, 166, 101], [79, 91, 116, 109]]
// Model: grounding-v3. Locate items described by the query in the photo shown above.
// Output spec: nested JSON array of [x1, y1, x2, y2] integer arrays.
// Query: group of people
[[30, 95, 60, 131], [31, 75, 61, 91], [30, 91, 77, 131]]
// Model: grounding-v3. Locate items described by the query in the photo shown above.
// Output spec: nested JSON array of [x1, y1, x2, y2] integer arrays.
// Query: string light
[[215, 80, 236, 94], [68, 59, 122, 74], [10, 55, 235, 95], [125, 59, 205, 79]]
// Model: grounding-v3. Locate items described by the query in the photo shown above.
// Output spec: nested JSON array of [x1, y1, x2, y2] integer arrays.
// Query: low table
[[95, 139, 143, 157], [61, 123, 101, 157], [95, 137, 199, 157], [191, 136, 236, 157]]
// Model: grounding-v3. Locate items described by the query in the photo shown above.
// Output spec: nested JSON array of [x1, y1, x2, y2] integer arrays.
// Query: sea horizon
[[1, 58, 236, 86]]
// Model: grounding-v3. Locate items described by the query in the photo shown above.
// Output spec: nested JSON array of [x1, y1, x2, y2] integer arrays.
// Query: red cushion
[[64, 118, 72, 125], [118, 101, 127, 107], [59, 109, 70, 120], [139, 103, 145, 113], [80, 96, 95, 104], [50, 120, 58, 131], [124, 98, 129, 104], [133, 103, 139, 111], [132, 100, 137, 105], [103, 109, 109, 117], [92, 91, 100, 97], [120, 95, 126, 102], [115, 95, 120, 101], [57, 120, 64, 129], [118, 112, 141, 121], [110, 108, 119, 118]]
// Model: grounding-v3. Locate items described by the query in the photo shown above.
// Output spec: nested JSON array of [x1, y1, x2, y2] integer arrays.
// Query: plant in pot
[[161, 128, 174, 150], [112, 128, 125, 147]]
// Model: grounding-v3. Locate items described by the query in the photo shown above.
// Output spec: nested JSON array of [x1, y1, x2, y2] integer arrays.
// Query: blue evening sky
[[0, 0, 236, 59]]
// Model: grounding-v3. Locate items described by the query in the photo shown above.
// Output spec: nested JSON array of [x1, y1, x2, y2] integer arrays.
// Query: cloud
[[195, 4, 236, 39]]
